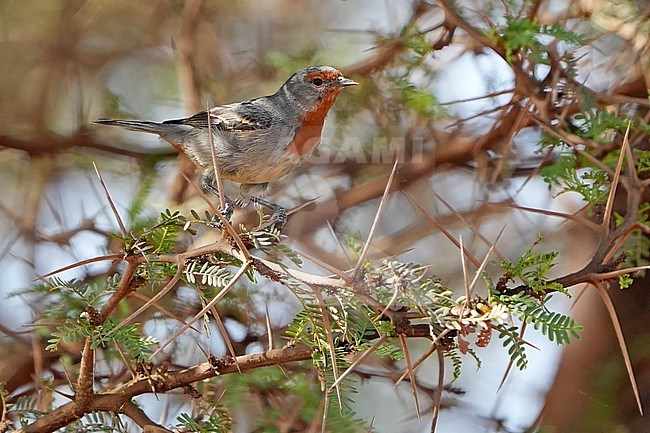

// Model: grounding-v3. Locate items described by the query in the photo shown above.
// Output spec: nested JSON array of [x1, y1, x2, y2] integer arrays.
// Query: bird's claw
[[203, 196, 234, 229], [250, 197, 287, 232], [267, 206, 287, 232], [234, 197, 251, 209], [201, 173, 236, 229]]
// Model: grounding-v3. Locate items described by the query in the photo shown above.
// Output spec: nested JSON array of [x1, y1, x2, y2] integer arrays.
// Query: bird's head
[[280, 66, 358, 111]]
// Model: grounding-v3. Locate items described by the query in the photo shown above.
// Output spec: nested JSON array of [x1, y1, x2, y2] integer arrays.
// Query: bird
[[94, 65, 358, 229]]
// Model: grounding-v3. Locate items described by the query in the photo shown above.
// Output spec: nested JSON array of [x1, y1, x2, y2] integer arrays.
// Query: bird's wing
[[164, 100, 275, 132]]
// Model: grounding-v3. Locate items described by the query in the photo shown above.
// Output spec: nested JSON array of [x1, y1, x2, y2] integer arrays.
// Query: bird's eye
[[311, 78, 324, 86]]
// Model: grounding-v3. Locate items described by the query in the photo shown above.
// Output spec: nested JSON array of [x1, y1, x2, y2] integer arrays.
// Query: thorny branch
[[3, 0, 649, 431]]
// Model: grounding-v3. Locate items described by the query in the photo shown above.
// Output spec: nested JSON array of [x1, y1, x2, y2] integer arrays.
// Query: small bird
[[94, 65, 358, 228]]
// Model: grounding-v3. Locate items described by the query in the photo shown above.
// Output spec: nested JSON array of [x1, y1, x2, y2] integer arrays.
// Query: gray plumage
[[94, 66, 357, 206]]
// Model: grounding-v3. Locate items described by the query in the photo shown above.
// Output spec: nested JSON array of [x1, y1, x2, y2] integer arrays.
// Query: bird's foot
[[201, 173, 236, 229], [206, 196, 234, 229], [250, 197, 287, 232]]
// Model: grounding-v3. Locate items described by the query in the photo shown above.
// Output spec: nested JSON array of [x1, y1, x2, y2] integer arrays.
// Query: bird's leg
[[201, 173, 234, 227], [250, 196, 287, 231]]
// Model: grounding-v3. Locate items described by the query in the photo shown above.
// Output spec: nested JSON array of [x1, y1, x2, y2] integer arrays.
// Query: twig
[[313, 287, 343, 409], [35, 253, 124, 281], [206, 103, 226, 210], [352, 159, 399, 281], [150, 261, 252, 357], [403, 190, 481, 268], [430, 346, 445, 433], [399, 333, 421, 419], [602, 123, 630, 235], [590, 280, 643, 415], [121, 401, 173, 432], [92, 163, 127, 237], [328, 335, 388, 392]]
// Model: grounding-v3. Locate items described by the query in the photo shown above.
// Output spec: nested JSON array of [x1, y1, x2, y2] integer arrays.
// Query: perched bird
[[94, 65, 358, 228]]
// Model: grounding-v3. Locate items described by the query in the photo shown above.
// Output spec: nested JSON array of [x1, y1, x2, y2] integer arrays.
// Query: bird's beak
[[336, 76, 359, 87]]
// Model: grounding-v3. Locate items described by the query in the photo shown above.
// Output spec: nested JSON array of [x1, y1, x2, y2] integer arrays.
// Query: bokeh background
[[1, 1, 648, 432]]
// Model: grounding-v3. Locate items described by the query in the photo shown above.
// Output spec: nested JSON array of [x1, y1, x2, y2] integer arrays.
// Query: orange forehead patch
[[306, 70, 342, 82]]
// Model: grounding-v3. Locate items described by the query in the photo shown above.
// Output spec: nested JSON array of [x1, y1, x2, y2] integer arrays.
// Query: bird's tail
[[93, 118, 167, 135]]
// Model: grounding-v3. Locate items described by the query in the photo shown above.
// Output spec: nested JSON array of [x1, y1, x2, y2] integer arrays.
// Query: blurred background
[[0, 0, 648, 432]]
